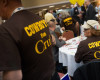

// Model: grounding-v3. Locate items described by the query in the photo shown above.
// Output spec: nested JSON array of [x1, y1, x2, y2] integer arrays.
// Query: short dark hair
[[46, 10, 49, 13]]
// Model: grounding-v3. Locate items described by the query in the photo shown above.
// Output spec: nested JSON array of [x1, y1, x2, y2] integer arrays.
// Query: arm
[[3, 70, 22, 80], [51, 31, 66, 47], [75, 42, 84, 63], [0, 28, 21, 79], [55, 37, 66, 47]]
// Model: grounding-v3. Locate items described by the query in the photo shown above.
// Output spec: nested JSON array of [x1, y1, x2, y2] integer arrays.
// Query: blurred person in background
[[45, 10, 57, 23], [50, 19, 62, 35], [53, 10, 57, 19], [49, 21, 66, 62], [0, 0, 55, 80], [70, 4, 74, 17], [56, 13, 62, 25], [85, 0, 97, 21], [95, 5, 99, 14], [48, 21, 67, 75], [60, 11, 79, 36], [73, 3, 83, 25], [81, 4, 87, 24]]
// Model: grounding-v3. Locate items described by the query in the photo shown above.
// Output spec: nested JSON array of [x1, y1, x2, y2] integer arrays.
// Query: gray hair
[[48, 21, 56, 28], [60, 11, 70, 19]]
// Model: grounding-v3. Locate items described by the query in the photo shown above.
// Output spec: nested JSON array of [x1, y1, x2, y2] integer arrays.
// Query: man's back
[[86, 4, 96, 21], [0, 10, 54, 80]]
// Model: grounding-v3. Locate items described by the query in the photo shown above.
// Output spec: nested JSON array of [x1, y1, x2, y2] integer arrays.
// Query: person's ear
[[2, 0, 8, 7]]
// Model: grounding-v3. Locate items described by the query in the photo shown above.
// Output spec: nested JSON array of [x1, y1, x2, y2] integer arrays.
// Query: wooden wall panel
[[21, 0, 69, 7]]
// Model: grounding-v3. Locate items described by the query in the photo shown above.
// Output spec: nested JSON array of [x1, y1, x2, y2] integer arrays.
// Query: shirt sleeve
[[54, 34, 66, 47], [0, 31, 21, 71], [75, 42, 85, 63]]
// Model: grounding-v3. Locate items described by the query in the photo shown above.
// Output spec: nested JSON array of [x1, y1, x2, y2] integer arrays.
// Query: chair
[[55, 32, 61, 38], [61, 73, 70, 80], [73, 61, 100, 80], [62, 30, 74, 41]]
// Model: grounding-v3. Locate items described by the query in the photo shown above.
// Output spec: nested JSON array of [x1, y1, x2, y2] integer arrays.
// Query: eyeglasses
[[84, 29, 89, 32]]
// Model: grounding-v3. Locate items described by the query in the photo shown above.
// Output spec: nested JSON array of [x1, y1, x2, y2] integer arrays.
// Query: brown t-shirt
[[61, 16, 77, 34], [75, 37, 100, 63], [0, 10, 55, 80]]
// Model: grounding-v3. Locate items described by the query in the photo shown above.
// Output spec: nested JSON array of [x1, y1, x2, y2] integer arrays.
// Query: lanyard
[[12, 7, 24, 16]]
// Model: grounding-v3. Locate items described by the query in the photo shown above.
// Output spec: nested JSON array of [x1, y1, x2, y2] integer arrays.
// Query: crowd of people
[[0, 0, 99, 80], [44, 0, 100, 79]]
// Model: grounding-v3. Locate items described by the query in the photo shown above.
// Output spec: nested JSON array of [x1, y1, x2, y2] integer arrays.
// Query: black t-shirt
[[0, 10, 55, 80], [75, 36, 100, 63]]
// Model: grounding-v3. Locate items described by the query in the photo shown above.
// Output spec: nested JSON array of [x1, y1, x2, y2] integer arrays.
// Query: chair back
[[61, 73, 70, 80], [62, 30, 74, 41]]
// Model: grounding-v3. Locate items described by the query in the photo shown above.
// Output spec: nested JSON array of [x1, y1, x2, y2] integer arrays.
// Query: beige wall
[[22, 0, 69, 7]]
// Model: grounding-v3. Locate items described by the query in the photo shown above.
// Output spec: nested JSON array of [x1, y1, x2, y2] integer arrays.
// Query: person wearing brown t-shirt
[[60, 11, 79, 36], [75, 20, 100, 64], [0, 0, 55, 80]]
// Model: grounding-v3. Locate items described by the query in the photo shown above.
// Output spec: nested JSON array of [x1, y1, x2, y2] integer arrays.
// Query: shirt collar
[[12, 7, 24, 16]]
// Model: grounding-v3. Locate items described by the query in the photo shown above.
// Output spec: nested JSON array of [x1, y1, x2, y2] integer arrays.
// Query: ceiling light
[[56, 8, 59, 10], [62, 5, 66, 7], [49, 6, 55, 8], [42, 9, 47, 11]]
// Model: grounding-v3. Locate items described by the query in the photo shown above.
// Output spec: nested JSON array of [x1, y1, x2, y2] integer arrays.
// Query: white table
[[59, 36, 86, 76]]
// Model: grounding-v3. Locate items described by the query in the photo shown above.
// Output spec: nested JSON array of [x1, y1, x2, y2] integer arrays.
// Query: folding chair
[[62, 30, 74, 41]]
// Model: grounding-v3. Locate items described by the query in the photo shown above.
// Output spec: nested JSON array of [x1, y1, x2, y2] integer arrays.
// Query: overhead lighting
[[62, 5, 66, 7], [58, 9, 63, 11], [49, 6, 55, 8], [56, 8, 59, 10], [42, 9, 47, 11]]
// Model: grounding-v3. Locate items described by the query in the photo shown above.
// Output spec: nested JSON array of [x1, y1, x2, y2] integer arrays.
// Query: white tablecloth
[[59, 36, 86, 76]]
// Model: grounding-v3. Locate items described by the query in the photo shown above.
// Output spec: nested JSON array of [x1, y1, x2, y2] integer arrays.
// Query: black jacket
[[86, 4, 97, 21], [81, 6, 86, 21], [73, 7, 82, 24], [73, 61, 100, 80]]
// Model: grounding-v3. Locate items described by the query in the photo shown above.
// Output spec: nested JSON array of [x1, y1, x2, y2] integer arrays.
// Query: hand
[[62, 37, 66, 41], [64, 44, 70, 46], [77, 14, 82, 18], [59, 36, 63, 40], [59, 36, 66, 41], [61, 27, 65, 31], [80, 11, 84, 14]]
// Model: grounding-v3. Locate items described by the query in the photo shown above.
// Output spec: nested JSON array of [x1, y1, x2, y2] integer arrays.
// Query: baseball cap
[[82, 20, 100, 30]]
